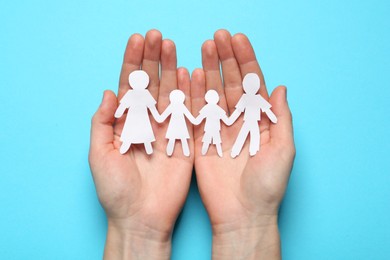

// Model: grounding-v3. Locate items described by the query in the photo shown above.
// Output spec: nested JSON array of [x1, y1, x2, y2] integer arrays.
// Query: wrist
[[211, 214, 281, 260], [104, 217, 171, 260]]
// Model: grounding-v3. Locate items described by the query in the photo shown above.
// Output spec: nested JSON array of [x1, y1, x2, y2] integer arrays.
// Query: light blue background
[[1, 0, 389, 259]]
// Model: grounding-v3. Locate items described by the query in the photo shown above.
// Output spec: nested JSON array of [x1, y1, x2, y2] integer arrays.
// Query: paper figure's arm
[[114, 103, 127, 118], [184, 108, 197, 125], [264, 109, 278, 123], [226, 109, 241, 126], [149, 106, 163, 123], [193, 114, 205, 125], [220, 114, 229, 125], [157, 106, 171, 123], [115, 91, 132, 118], [259, 97, 278, 123], [227, 95, 245, 125]]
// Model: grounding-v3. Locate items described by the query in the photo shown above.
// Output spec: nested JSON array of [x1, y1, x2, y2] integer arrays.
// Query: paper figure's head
[[169, 89, 185, 103], [129, 70, 149, 90], [243, 73, 260, 95], [205, 89, 219, 104]]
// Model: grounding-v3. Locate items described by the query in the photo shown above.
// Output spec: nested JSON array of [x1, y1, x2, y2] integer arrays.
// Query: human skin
[[89, 29, 194, 259], [89, 29, 295, 260], [191, 30, 295, 259]]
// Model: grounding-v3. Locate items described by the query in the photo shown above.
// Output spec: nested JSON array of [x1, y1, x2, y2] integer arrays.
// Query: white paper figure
[[114, 70, 160, 155], [229, 73, 278, 158], [157, 90, 196, 157], [194, 90, 230, 157]]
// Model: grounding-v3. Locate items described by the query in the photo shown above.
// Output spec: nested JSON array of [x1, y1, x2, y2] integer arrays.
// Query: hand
[[191, 30, 295, 259], [89, 30, 194, 259]]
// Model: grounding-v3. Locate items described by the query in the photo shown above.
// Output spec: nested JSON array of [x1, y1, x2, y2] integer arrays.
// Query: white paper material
[[194, 90, 229, 157], [229, 73, 278, 158], [114, 71, 277, 159], [156, 90, 196, 157], [114, 70, 160, 155]]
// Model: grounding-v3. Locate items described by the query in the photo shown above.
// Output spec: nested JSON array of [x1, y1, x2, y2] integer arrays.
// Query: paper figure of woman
[[115, 70, 160, 155]]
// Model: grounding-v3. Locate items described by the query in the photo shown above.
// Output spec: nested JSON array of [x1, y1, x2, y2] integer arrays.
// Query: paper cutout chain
[[114, 70, 277, 158]]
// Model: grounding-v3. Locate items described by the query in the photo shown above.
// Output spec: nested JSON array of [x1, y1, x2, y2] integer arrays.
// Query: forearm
[[104, 219, 171, 260], [211, 215, 281, 260]]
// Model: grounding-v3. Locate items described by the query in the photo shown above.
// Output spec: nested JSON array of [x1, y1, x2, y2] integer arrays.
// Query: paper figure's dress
[[165, 104, 190, 139], [199, 104, 226, 144], [120, 89, 156, 144]]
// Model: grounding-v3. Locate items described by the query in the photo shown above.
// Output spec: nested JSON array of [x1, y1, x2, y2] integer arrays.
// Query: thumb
[[89, 90, 118, 156], [269, 86, 294, 145]]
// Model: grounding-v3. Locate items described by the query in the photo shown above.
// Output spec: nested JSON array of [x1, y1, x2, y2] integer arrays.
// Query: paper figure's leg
[[167, 139, 175, 156], [181, 139, 190, 157], [249, 127, 260, 156], [144, 142, 153, 155], [202, 142, 210, 155], [216, 143, 223, 157], [201, 132, 211, 155], [231, 124, 250, 158], [120, 141, 131, 154]]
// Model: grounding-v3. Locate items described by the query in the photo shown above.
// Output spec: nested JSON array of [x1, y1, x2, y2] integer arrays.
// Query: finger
[[177, 67, 194, 141], [201, 40, 228, 112], [141, 29, 162, 100], [90, 90, 118, 157], [231, 33, 268, 99], [191, 68, 206, 116], [158, 39, 177, 111], [118, 34, 145, 100], [177, 67, 191, 110], [115, 34, 145, 135], [214, 29, 243, 114], [269, 86, 294, 146], [231, 33, 271, 132], [190, 68, 206, 141]]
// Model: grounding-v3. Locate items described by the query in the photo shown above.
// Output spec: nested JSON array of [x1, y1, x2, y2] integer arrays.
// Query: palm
[[89, 30, 194, 234], [96, 141, 193, 231], [192, 30, 295, 227]]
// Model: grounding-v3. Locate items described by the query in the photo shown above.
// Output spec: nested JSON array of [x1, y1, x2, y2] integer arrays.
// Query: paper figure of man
[[158, 89, 196, 157], [194, 90, 230, 157], [114, 70, 160, 155], [229, 73, 278, 158]]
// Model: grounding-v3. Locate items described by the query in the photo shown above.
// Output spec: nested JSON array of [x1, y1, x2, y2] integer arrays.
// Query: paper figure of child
[[157, 90, 196, 157], [194, 90, 230, 157], [229, 73, 278, 158], [114, 70, 161, 155]]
